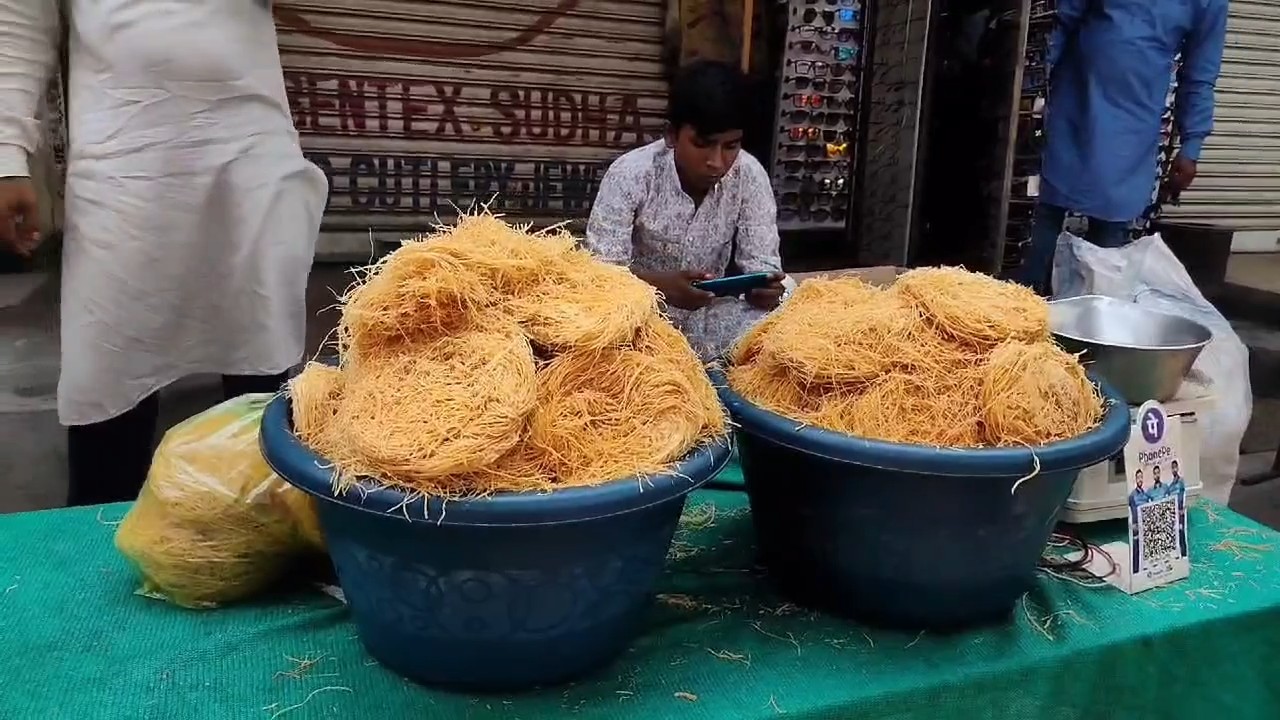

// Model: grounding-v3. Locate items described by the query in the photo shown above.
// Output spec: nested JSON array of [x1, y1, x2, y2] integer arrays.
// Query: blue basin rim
[[709, 367, 1130, 477], [259, 393, 734, 527]]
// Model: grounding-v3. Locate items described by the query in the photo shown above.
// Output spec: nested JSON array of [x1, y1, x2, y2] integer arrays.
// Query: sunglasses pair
[[784, 93, 858, 110], [787, 110, 855, 127], [790, 24, 857, 42], [785, 177, 849, 194], [789, 127, 851, 143], [787, 126, 822, 142], [778, 142, 827, 159], [778, 206, 849, 223], [787, 59, 856, 78], [785, 75, 850, 92], [781, 158, 849, 174], [833, 45, 858, 62], [801, 8, 835, 24], [789, 41, 860, 62], [780, 174, 822, 194], [801, 7, 860, 24], [785, 92, 825, 108]]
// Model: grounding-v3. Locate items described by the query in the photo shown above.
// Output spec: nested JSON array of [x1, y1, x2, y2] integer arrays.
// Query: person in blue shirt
[[1129, 467, 1151, 570], [1013, 0, 1230, 294], [1168, 459, 1187, 496], [1150, 464, 1167, 500], [1169, 459, 1189, 555], [1128, 468, 1152, 518]]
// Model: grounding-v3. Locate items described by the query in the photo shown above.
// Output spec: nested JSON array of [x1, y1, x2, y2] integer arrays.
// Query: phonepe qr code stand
[[1087, 401, 1192, 594]]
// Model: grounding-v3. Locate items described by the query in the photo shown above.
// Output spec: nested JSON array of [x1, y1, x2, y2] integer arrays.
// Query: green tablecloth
[[3, 481, 1280, 719]]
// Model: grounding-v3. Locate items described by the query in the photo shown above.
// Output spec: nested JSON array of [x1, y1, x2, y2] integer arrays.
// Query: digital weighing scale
[[1060, 383, 1211, 524]]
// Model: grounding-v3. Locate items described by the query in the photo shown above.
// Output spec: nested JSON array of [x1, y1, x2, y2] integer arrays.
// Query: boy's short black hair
[[666, 60, 749, 137]]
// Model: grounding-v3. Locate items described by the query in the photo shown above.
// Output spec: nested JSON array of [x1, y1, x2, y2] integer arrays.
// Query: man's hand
[[0, 178, 41, 257], [637, 270, 716, 311], [746, 272, 786, 311], [1162, 154, 1198, 204]]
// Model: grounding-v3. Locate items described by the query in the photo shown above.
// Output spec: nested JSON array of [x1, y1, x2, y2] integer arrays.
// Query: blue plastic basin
[[259, 394, 732, 691], [711, 368, 1130, 630]]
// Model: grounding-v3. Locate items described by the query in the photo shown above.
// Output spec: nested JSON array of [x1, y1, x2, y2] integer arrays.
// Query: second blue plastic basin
[[712, 368, 1130, 629]]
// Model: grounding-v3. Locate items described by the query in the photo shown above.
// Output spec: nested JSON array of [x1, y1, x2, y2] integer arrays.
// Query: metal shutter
[[1162, 0, 1280, 230], [272, 0, 670, 258]]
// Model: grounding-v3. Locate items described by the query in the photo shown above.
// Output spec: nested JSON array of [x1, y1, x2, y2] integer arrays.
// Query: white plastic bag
[[1051, 232, 1251, 504]]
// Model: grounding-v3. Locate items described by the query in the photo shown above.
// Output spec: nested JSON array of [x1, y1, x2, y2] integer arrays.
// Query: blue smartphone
[[693, 272, 773, 297]]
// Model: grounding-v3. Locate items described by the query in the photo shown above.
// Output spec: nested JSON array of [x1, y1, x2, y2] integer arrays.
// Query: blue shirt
[[1042, 0, 1229, 221], [1129, 488, 1153, 508]]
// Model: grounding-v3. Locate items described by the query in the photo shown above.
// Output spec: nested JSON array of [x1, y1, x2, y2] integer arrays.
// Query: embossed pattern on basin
[[259, 393, 732, 691]]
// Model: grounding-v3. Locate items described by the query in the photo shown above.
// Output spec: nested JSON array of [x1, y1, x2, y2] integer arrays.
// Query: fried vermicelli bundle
[[528, 342, 726, 487], [288, 361, 344, 449], [979, 340, 1104, 447], [510, 250, 659, 351], [760, 288, 917, 385], [327, 325, 538, 490], [728, 267, 1104, 448], [892, 266, 1051, 347], [290, 211, 726, 498]]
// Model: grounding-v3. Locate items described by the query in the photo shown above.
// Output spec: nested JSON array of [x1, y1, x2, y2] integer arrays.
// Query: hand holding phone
[[692, 272, 774, 297], [636, 270, 716, 310], [745, 272, 787, 311]]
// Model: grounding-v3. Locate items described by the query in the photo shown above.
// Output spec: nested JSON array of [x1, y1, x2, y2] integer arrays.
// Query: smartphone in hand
[[692, 273, 773, 298]]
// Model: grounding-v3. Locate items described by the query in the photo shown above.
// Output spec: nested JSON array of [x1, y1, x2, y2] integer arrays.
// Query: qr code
[[1138, 498, 1179, 564]]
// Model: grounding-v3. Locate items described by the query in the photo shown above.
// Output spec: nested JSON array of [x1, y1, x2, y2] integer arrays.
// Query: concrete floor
[[0, 264, 352, 513], [1226, 252, 1280, 294], [3, 264, 1280, 531]]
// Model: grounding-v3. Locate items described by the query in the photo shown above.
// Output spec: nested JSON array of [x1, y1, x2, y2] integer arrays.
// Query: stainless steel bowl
[[1048, 295, 1212, 404]]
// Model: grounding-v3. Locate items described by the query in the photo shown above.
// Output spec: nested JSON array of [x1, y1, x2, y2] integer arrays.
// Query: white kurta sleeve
[[0, 0, 60, 178]]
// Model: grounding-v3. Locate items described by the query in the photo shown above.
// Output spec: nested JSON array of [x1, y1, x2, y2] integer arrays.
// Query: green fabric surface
[[2, 494, 1280, 719]]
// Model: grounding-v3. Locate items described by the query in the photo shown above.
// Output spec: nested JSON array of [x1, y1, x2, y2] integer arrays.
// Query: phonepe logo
[[1141, 408, 1166, 445]]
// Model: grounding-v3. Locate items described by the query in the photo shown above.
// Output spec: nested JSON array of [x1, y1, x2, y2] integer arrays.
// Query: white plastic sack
[[1051, 232, 1251, 504]]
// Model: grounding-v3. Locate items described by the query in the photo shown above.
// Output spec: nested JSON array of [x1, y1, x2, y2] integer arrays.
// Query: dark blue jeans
[[1012, 203, 1131, 296]]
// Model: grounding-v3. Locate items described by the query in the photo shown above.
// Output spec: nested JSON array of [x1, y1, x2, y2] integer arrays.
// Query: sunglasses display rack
[[998, 0, 1054, 276], [770, 0, 868, 231]]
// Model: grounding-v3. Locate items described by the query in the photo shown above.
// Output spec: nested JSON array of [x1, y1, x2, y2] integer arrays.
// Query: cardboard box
[[789, 266, 905, 288]]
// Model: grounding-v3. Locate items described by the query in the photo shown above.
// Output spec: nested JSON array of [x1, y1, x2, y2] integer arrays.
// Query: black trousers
[[65, 372, 288, 507]]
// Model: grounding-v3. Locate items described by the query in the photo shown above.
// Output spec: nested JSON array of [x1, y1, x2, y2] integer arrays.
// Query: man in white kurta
[[0, 0, 328, 505]]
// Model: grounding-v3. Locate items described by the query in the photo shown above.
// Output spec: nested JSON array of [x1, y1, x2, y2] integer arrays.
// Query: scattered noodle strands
[[728, 267, 1103, 448]]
